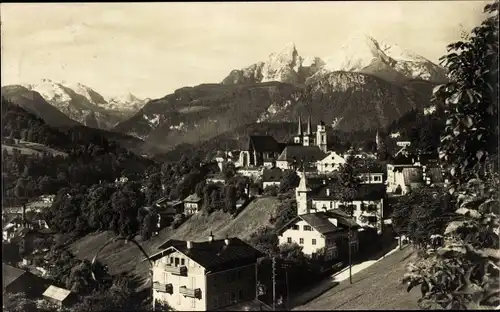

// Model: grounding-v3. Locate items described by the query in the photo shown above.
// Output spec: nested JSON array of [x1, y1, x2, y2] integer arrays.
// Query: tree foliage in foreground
[[403, 2, 500, 309]]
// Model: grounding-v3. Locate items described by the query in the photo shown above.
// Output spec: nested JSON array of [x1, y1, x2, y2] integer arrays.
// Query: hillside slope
[[1, 85, 80, 127], [69, 197, 280, 288], [296, 247, 420, 310]]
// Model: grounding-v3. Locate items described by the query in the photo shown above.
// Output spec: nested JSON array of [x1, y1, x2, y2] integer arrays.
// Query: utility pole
[[272, 256, 276, 311], [348, 224, 352, 284]]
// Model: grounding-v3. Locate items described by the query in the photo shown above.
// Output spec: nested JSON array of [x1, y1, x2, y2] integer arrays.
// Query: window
[[239, 289, 243, 300], [326, 238, 331, 246], [214, 296, 219, 309], [287, 237, 292, 244], [299, 238, 304, 244], [169, 257, 174, 264], [303, 225, 312, 231], [374, 175, 382, 181], [237, 270, 242, 280], [231, 292, 236, 303], [291, 225, 299, 230], [181, 258, 185, 266], [312, 239, 316, 245]]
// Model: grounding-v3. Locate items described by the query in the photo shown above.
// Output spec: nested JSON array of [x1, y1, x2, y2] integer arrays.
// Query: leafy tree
[[263, 185, 278, 196], [3, 293, 37, 312], [223, 184, 237, 213], [222, 162, 236, 180], [172, 213, 186, 229], [278, 170, 300, 194], [335, 150, 362, 215], [403, 3, 500, 309], [247, 226, 279, 256]]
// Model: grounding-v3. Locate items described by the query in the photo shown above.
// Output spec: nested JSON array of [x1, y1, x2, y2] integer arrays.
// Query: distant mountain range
[[115, 36, 444, 152], [2, 79, 148, 130], [2, 35, 447, 155], [223, 35, 447, 85]]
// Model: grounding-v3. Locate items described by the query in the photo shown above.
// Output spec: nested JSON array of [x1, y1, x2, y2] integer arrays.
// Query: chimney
[[208, 231, 214, 242], [186, 241, 192, 249]]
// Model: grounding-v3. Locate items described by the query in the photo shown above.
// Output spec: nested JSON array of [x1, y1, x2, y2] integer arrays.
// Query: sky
[[0, 1, 490, 99]]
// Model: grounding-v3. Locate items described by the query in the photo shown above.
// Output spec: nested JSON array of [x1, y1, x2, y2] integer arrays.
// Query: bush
[[171, 214, 186, 229]]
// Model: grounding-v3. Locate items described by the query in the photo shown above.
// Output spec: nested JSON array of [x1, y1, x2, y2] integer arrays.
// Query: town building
[[261, 167, 283, 189], [3, 263, 47, 298], [277, 210, 360, 260], [316, 152, 346, 174], [295, 172, 386, 234], [183, 194, 203, 216], [147, 234, 264, 311], [293, 116, 328, 153], [239, 136, 282, 168], [386, 153, 443, 195], [276, 145, 327, 171]]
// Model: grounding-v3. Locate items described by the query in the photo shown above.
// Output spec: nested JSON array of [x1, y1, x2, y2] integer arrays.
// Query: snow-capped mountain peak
[[223, 35, 447, 85]]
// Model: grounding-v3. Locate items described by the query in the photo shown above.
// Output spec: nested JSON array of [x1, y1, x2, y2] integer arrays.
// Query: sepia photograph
[[1, 1, 498, 311]]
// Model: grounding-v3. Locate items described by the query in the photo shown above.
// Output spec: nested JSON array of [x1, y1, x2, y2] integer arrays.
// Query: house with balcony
[[147, 234, 264, 311], [309, 184, 386, 234], [277, 210, 360, 261]]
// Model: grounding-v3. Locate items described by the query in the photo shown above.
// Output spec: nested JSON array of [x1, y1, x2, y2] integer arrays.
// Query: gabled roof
[[3, 264, 27, 289], [278, 210, 360, 235], [312, 184, 386, 201], [262, 167, 283, 182], [183, 193, 202, 203], [248, 136, 281, 153], [299, 212, 341, 235], [277, 145, 327, 162], [43, 285, 72, 302], [151, 238, 264, 273]]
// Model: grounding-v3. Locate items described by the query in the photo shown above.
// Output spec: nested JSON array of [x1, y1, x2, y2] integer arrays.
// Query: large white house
[[316, 152, 346, 174], [147, 235, 264, 311], [277, 210, 360, 260]]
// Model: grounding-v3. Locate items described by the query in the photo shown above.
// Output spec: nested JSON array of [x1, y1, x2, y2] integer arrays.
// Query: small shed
[[43, 285, 76, 307]]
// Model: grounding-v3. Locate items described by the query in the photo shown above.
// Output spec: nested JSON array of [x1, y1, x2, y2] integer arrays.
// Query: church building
[[293, 116, 328, 153]]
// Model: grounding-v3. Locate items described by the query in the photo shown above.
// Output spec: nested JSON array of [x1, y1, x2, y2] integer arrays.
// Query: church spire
[[306, 116, 312, 135], [297, 115, 302, 135]]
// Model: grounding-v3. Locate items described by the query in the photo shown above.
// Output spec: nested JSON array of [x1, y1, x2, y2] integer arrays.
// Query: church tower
[[303, 116, 313, 146], [316, 120, 327, 153], [294, 115, 303, 144], [295, 169, 311, 215]]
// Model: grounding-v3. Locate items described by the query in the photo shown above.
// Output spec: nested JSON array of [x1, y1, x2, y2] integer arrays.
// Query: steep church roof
[[248, 136, 281, 153], [277, 145, 327, 162]]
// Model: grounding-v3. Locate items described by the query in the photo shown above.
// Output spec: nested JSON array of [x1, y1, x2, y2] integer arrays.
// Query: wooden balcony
[[179, 286, 201, 299], [165, 265, 187, 276], [153, 282, 173, 294]]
